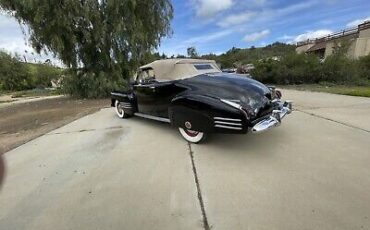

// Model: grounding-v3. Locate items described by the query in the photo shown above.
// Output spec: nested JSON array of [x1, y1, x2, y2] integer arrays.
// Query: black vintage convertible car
[[111, 59, 292, 143]]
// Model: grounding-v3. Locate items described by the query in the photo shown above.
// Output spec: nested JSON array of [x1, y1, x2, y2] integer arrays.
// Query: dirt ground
[[0, 97, 109, 154]]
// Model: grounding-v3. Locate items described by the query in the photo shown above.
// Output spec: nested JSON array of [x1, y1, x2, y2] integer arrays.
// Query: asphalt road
[[1, 90, 370, 230]]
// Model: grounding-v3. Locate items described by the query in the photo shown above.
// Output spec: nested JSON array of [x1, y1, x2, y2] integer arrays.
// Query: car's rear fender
[[169, 95, 248, 134]]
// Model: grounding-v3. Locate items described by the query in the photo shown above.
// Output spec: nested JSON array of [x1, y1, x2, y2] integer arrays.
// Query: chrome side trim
[[214, 121, 242, 126], [134, 113, 170, 123], [214, 117, 242, 122], [215, 125, 243, 130], [111, 92, 126, 97], [220, 99, 242, 110]]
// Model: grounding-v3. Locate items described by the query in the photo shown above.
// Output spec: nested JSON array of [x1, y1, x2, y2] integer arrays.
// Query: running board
[[134, 113, 170, 123]]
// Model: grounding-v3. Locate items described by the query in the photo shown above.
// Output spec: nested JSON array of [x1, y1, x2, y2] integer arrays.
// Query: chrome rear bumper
[[251, 100, 292, 134]]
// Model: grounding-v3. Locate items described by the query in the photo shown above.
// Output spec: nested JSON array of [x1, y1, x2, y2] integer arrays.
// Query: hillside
[[201, 42, 296, 68]]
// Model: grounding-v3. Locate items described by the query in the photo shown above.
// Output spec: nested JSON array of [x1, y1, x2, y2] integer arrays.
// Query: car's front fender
[[111, 91, 137, 115]]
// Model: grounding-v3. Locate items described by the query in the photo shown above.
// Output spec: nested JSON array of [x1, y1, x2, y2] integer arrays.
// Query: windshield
[[136, 68, 156, 83]]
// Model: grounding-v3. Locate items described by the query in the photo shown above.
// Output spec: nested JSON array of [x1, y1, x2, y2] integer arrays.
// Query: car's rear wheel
[[178, 127, 206, 144], [115, 100, 130, 119]]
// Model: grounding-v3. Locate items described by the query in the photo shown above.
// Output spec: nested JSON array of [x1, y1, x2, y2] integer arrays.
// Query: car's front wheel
[[178, 127, 206, 144], [115, 100, 131, 119]]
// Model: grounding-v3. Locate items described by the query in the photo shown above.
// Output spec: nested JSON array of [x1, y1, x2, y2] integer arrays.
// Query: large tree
[[0, 0, 173, 97], [187, 46, 198, 58]]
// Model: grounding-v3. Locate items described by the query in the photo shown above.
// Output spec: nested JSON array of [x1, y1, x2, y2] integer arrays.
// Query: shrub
[[358, 55, 370, 81], [279, 53, 321, 84], [61, 70, 128, 98], [251, 58, 282, 84], [251, 53, 321, 84], [0, 52, 33, 91], [321, 54, 357, 84], [0, 51, 62, 91], [251, 52, 370, 86], [31, 64, 62, 88]]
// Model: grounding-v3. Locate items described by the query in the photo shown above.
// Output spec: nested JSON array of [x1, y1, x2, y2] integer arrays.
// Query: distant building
[[296, 21, 370, 59]]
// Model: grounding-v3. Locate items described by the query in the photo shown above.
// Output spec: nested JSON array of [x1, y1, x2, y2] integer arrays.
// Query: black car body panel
[[133, 81, 185, 118], [177, 73, 273, 119], [169, 94, 248, 134]]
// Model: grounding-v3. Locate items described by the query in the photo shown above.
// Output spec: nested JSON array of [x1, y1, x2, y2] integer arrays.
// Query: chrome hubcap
[[185, 121, 192, 129], [117, 104, 123, 113]]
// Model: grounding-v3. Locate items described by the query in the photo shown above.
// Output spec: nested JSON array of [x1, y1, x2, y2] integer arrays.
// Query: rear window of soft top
[[193, 64, 214, 70]]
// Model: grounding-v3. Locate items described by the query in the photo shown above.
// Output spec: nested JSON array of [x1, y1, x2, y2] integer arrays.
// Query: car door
[[135, 81, 178, 118], [133, 68, 180, 118]]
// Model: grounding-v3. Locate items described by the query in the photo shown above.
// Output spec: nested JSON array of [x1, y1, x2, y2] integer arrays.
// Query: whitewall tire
[[115, 100, 129, 119], [178, 127, 206, 144]]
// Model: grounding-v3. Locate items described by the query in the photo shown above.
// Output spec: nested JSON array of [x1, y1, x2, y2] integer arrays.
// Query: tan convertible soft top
[[139, 59, 221, 81]]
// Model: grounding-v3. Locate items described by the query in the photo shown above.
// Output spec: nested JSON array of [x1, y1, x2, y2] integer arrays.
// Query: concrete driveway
[[1, 90, 369, 230]]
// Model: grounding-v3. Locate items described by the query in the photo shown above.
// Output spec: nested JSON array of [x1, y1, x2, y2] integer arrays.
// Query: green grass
[[10, 89, 62, 98], [0, 100, 15, 104], [280, 84, 370, 97], [0, 90, 12, 96]]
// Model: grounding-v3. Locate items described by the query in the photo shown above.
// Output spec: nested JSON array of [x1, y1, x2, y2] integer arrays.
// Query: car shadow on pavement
[[125, 115, 291, 154], [204, 129, 290, 155]]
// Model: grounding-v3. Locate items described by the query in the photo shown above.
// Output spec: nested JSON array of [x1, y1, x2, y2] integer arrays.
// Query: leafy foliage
[[204, 42, 296, 68], [0, 52, 30, 91], [251, 52, 370, 86], [358, 54, 370, 81], [0, 0, 173, 98], [62, 71, 127, 98], [187, 47, 198, 58], [0, 51, 61, 91]]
